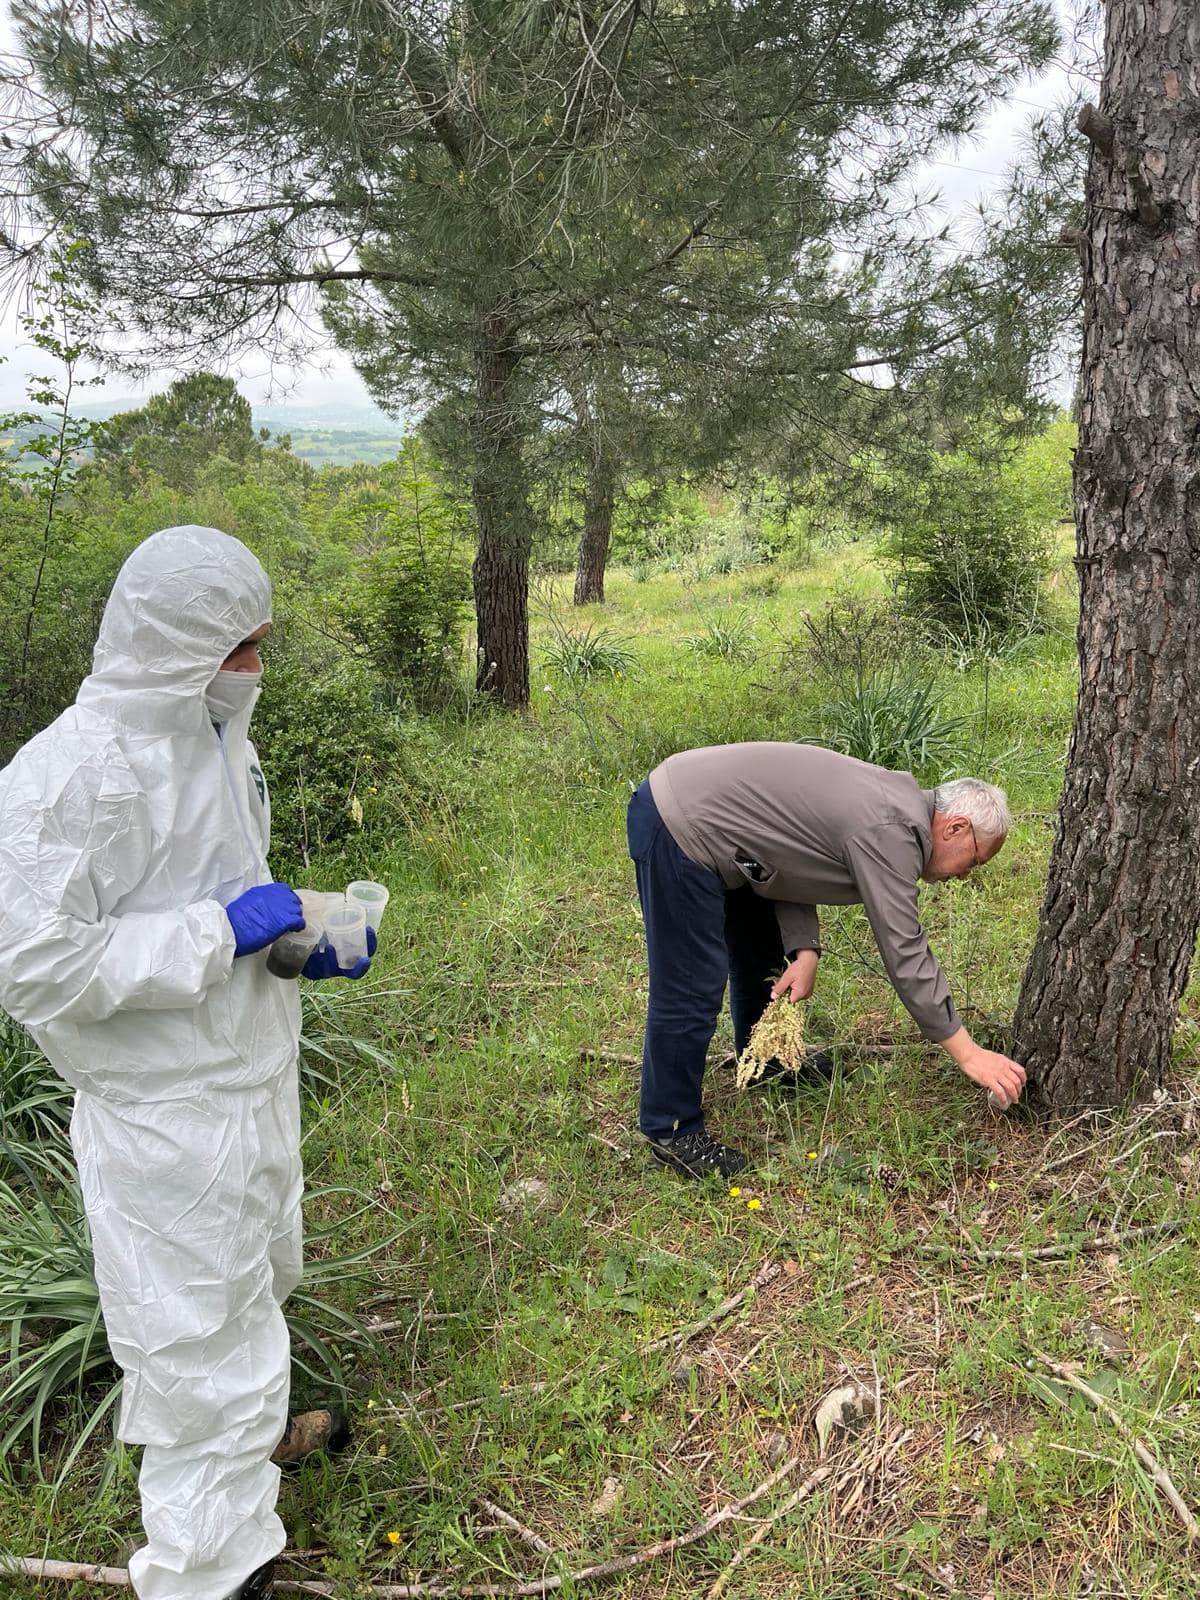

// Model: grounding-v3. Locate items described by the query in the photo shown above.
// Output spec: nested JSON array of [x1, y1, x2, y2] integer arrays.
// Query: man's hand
[[941, 1027, 1026, 1107], [770, 949, 818, 1004]]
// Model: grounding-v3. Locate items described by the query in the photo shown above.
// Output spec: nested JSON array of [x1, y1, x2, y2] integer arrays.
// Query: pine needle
[[734, 998, 806, 1089]]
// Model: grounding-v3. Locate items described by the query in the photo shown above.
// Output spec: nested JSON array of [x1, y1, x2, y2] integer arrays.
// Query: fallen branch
[[282, 1444, 827, 1596], [0, 1558, 130, 1587], [641, 1259, 782, 1355], [477, 1501, 553, 1556], [702, 1466, 833, 1600], [705, 1424, 910, 1600], [579, 1048, 637, 1066], [915, 1218, 1188, 1265], [1033, 1352, 1199, 1540], [11, 1447, 834, 1599]]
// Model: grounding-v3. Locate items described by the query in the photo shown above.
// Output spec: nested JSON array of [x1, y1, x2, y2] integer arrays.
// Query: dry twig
[[641, 1259, 781, 1355], [1033, 1352, 1199, 1540], [0, 1559, 129, 1587], [476, 1501, 553, 1556], [915, 1218, 1188, 1265]]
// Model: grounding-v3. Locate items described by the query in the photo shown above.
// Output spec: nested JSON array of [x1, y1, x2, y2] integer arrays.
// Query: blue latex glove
[[226, 883, 304, 957], [301, 926, 377, 981]]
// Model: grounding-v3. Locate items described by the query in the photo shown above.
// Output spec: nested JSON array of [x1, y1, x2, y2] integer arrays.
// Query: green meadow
[[7, 531, 1200, 1600]]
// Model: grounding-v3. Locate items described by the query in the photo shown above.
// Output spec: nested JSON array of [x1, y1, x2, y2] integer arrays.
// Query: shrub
[[880, 451, 1052, 643], [254, 634, 420, 877], [309, 443, 473, 707], [792, 596, 918, 682]]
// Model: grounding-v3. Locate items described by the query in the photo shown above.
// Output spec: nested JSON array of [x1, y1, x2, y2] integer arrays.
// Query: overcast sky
[[0, 8, 1081, 413]]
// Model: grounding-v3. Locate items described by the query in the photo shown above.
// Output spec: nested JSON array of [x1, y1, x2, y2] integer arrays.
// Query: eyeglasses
[[968, 822, 984, 870]]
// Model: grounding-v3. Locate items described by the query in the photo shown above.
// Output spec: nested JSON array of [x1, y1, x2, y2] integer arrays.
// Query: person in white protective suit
[[0, 526, 375, 1600]]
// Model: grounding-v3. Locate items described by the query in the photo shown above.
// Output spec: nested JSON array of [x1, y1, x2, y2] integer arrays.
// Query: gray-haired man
[[627, 742, 1026, 1178]]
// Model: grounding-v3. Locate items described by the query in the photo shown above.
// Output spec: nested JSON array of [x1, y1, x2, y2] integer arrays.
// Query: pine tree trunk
[[574, 434, 615, 606], [1012, 6, 1200, 1109], [471, 312, 531, 708]]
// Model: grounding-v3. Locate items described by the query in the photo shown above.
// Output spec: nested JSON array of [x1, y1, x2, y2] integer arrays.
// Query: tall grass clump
[[813, 669, 967, 772], [688, 612, 757, 663], [542, 619, 636, 681]]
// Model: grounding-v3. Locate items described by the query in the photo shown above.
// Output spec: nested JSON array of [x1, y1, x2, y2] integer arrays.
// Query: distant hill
[[3, 398, 413, 468]]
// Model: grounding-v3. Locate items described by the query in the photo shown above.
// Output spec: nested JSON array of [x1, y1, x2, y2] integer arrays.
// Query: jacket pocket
[[732, 850, 777, 887]]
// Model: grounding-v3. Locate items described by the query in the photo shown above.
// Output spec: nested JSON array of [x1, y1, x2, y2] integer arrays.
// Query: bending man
[[0, 526, 373, 1600], [627, 741, 1026, 1178]]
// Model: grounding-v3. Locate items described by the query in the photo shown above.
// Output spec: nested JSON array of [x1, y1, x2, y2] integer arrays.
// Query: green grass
[[4, 543, 1200, 1599]]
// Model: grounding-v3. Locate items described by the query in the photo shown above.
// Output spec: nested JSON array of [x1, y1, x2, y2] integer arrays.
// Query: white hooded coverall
[[0, 526, 304, 1600]]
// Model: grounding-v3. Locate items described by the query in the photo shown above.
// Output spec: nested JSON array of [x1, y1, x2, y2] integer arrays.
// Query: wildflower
[[746, 1198, 762, 1211], [386, 1530, 401, 1545], [806, 1150, 818, 1160], [367, 1399, 376, 1410], [728, 1186, 741, 1198], [987, 1180, 999, 1192]]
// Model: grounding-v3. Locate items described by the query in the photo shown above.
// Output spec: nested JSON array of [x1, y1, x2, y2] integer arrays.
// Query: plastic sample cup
[[322, 900, 369, 967], [265, 889, 325, 980], [346, 880, 389, 930]]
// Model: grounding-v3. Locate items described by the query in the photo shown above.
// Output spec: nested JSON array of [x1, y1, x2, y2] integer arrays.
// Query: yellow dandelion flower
[[746, 1198, 762, 1211], [806, 1150, 818, 1160], [728, 1186, 741, 1198], [387, 1530, 401, 1545]]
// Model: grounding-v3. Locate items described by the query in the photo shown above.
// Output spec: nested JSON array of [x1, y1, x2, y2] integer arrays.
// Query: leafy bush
[[254, 635, 421, 877], [541, 621, 636, 681], [741, 570, 781, 600], [813, 669, 967, 773], [880, 451, 1052, 643], [611, 478, 707, 562], [688, 612, 757, 663], [311, 443, 472, 707]]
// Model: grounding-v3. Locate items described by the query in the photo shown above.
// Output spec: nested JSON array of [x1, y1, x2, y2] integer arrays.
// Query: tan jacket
[[649, 742, 960, 1042]]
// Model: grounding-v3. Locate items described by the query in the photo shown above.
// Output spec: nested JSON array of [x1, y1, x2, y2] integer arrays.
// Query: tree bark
[[1013, 7, 1200, 1109], [471, 311, 531, 708], [573, 425, 615, 607]]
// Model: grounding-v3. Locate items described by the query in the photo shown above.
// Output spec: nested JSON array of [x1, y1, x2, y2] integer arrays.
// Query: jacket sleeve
[[842, 824, 961, 1042], [774, 901, 822, 957], [0, 749, 235, 1029]]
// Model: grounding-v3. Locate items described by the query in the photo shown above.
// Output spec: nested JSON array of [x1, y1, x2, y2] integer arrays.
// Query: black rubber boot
[[229, 1558, 274, 1600]]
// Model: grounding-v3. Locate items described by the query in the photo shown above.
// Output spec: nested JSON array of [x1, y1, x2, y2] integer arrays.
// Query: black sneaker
[[229, 1559, 275, 1600], [747, 1049, 836, 1089], [649, 1128, 749, 1179]]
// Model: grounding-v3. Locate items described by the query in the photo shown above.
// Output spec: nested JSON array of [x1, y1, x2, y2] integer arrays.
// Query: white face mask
[[205, 668, 262, 725]]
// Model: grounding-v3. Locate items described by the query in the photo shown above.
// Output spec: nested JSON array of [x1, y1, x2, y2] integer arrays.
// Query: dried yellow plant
[[735, 998, 806, 1089]]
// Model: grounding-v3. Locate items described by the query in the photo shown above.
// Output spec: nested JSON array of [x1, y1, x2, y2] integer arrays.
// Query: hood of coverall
[[76, 525, 272, 734]]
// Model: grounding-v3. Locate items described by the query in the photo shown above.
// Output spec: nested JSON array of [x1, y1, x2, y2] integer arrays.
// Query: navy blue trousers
[[627, 780, 785, 1139]]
